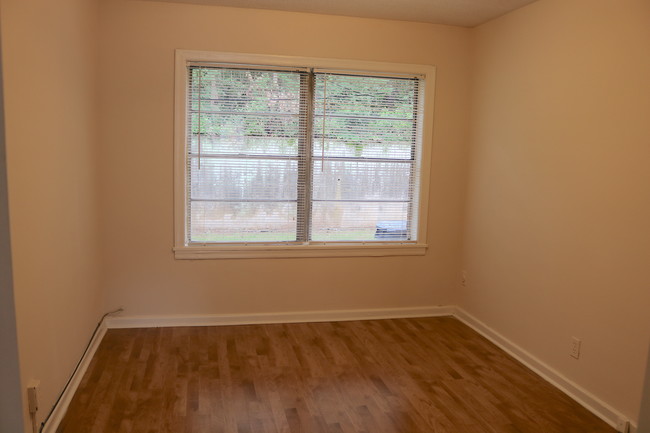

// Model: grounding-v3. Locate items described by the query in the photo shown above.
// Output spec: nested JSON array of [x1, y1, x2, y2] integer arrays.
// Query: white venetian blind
[[186, 64, 421, 244], [187, 65, 310, 243], [310, 73, 421, 242]]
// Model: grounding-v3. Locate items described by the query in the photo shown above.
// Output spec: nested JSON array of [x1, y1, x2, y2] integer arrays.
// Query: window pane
[[310, 73, 419, 243], [312, 160, 412, 202], [184, 65, 422, 247], [190, 68, 302, 114], [310, 202, 410, 241], [313, 74, 417, 160], [189, 115, 301, 156], [190, 202, 297, 243], [188, 67, 305, 157], [187, 66, 307, 243], [190, 157, 298, 201], [314, 74, 416, 118], [312, 116, 415, 159]]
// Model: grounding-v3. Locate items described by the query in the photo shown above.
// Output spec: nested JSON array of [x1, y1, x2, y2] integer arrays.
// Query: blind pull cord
[[197, 67, 203, 170], [321, 74, 328, 172]]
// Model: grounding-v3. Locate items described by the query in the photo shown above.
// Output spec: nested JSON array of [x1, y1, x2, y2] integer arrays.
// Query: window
[[174, 51, 435, 259]]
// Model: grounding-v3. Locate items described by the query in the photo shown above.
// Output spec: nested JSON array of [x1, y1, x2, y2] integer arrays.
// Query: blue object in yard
[[374, 220, 408, 240]]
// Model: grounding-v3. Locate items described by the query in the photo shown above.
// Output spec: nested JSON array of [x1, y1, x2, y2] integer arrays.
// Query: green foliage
[[189, 67, 417, 153], [345, 142, 364, 157]]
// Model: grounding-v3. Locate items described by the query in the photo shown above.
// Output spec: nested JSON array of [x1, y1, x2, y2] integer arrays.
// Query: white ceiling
[[150, 0, 539, 27]]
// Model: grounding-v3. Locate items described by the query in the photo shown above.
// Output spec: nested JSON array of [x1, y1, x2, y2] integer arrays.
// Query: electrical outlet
[[570, 337, 581, 359], [461, 271, 468, 287], [616, 419, 630, 433]]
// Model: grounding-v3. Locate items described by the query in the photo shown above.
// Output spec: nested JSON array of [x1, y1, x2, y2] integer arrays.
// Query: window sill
[[173, 243, 427, 259]]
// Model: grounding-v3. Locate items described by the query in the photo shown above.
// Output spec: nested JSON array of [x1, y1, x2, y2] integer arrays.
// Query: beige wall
[[462, 0, 650, 423], [97, 0, 472, 316], [0, 0, 102, 430]]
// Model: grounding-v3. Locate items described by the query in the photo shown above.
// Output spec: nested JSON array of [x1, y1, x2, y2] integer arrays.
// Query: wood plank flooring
[[57, 317, 615, 433]]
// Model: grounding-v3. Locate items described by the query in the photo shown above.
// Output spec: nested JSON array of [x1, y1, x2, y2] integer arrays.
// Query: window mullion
[[296, 71, 315, 242]]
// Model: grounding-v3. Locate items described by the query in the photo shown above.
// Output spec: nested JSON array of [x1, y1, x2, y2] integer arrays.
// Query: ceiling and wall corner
[[141, 0, 539, 27]]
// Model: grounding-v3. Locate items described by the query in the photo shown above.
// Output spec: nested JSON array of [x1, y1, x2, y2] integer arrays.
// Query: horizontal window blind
[[187, 66, 309, 243], [311, 73, 420, 242], [186, 64, 421, 245]]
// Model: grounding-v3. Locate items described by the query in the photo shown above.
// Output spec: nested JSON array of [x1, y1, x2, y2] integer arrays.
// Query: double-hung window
[[174, 51, 435, 259]]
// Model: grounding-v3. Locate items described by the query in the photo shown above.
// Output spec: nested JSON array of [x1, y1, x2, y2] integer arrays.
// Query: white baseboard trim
[[41, 320, 108, 433], [105, 305, 455, 329], [454, 307, 636, 433]]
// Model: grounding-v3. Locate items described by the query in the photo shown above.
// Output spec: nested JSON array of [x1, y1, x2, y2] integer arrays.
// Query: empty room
[[0, 0, 649, 432]]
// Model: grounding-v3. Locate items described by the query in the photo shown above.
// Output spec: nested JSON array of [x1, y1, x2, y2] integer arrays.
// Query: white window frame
[[174, 50, 435, 259]]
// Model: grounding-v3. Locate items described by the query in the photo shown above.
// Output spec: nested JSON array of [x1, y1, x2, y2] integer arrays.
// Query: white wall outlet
[[616, 419, 630, 433], [461, 270, 468, 287], [26, 379, 39, 414], [570, 337, 581, 359]]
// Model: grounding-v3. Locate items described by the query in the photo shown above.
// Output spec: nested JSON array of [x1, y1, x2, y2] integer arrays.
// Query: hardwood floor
[[57, 317, 615, 433]]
